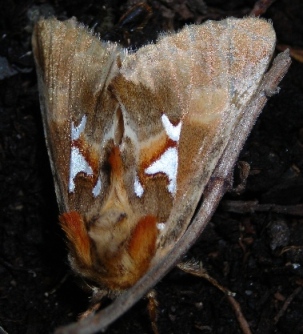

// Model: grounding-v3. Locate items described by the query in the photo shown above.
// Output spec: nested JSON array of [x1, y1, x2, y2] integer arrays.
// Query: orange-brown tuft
[[59, 211, 92, 268], [108, 145, 123, 178], [128, 215, 158, 274]]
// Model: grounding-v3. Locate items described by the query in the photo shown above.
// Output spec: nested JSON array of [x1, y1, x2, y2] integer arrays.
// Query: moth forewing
[[33, 15, 284, 322], [151, 18, 276, 250], [32, 18, 123, 214]]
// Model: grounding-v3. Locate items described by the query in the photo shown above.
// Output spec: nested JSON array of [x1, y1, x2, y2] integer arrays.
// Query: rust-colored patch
[[108, 145, 123, 179], [141, 138, 176, 170], [139, 138, 177, 187], [128, 215, 158, 272], [72, 136, 99, 177], [59, 211, 92, 268]]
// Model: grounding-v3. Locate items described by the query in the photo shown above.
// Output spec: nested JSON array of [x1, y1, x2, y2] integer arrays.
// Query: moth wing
[[33, 17, 277, 289], [111, 17, 276, 253], [32, 18, 122, 214]]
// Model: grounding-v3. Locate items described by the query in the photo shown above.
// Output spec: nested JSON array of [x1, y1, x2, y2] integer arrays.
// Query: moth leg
[[206, 160, 250, 200], [177, 261, 252, 334], [78, 288, 108, 320], [79, 302, 101, 320], [231, 161, 251, 195], [147, 289, 159, 334]]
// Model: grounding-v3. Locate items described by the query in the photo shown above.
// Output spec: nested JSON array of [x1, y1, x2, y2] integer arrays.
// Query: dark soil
[[0, 1, 302, 333]]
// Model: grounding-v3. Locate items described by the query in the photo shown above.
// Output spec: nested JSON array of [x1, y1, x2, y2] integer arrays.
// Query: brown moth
[[32, 16, 290, 332]]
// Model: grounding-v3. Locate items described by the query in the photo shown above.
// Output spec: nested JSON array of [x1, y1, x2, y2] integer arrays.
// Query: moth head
[[59, 209, 159, 290]]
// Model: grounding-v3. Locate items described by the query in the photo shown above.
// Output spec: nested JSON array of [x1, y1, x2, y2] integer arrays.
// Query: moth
[[32, 16, 290, 332]]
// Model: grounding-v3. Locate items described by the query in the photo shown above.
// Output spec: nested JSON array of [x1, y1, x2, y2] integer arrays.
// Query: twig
[[250, 0, 276, 16], [222, 200, 303, 216], [274, 286, 302, 324], [227, 295, 252, 334], [178, 261, 252, 334]]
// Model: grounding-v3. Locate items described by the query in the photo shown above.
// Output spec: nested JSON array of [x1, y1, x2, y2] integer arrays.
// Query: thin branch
[[274, 286, 302, 324], [250, 0, 276, 16], [222, 200, 303, 216]]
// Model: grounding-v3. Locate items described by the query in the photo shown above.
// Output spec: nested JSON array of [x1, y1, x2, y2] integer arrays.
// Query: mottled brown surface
[[0, 1, 302, 333]]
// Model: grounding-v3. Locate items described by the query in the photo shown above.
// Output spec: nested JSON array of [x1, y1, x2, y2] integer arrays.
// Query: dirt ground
[[0, 0, 303, 333]]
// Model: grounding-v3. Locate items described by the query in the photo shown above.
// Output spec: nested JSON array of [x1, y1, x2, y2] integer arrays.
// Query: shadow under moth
[[32, 16, 290, 334]]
